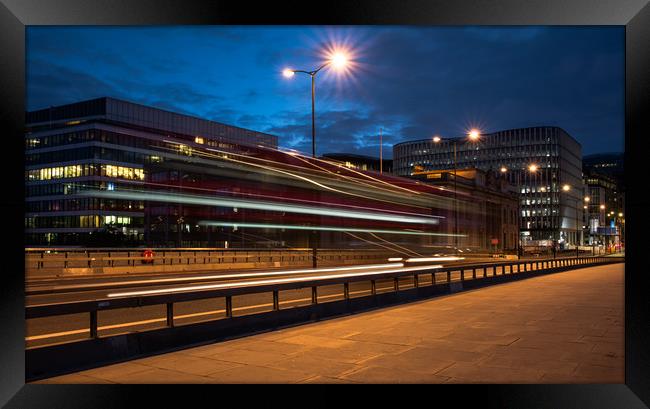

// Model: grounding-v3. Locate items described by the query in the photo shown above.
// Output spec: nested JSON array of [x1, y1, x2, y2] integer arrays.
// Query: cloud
[[27, 26, 624, 157]]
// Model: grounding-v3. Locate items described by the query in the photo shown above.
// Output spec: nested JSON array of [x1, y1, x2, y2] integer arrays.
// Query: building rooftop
[[26, 97, 279, 148]]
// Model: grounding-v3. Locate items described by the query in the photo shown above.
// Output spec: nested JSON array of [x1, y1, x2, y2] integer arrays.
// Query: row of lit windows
[[26, 145, 149, 165], [26, 127, 243, 152], [26, 198, 144, 212], [25, 215, 144, 229], [522, 209, 559, 217], [26, 164, 144, 181]]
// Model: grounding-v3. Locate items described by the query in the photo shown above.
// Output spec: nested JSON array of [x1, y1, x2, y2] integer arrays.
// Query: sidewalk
[[38, 263, 624, 384]]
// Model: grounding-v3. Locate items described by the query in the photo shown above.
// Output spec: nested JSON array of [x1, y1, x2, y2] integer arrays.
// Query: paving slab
[[36, 263, 624, 384]]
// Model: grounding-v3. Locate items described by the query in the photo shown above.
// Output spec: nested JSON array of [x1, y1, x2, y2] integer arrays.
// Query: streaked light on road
[[107, 264, 444, 298]]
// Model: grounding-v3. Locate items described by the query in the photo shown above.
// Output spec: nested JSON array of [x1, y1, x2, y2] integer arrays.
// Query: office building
[[393, 126, 584, 247], [25, 97, 278, 246]]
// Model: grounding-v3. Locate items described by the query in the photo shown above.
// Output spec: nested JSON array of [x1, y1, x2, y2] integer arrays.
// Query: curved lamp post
[[283, 51, 350, 267], [283, 51, 349, 158]]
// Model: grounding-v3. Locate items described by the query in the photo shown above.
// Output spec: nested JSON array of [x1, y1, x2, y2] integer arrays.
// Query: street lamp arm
[[313, 62, 329, 74], [292, 62, 329, 77]]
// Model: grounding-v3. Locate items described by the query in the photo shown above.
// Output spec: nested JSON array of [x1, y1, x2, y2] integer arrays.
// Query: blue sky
[[26, 26, 624, 157]]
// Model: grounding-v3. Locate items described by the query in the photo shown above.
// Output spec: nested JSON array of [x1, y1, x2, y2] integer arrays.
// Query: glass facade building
[[393, 126, 585, 246], [25, 97, 279, 246]]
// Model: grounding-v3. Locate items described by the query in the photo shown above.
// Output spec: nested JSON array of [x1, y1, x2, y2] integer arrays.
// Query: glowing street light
[[329, 51, 349, 70], [562, 184, 570, 192], [433, 135, 441, 143], [584, 196, 590, 202], [528, 164, 538, 173], [283, 47, 352, 159], [500, 166, 507, 173], [468, 129, 480, 141], [600, 204, 606, 210]]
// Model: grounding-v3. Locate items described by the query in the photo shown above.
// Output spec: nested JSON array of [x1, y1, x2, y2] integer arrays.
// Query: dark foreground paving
[[38, 263, 624, 384]]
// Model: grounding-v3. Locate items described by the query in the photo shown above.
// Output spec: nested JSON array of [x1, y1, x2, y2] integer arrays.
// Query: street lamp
[[433, 130, 481, 254], [283, 50, 350, 159], [560, 184, 581, 258], [283, 49, 350, 268]]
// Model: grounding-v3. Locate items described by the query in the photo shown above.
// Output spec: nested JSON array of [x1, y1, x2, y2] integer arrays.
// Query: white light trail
[[107, 264, 444, 298], [405, 257, 465, 262], [198, 221, 465, 237], [86, 189, 443, 225], [387, 257, 404, 262], [36, 263, 406, 292]]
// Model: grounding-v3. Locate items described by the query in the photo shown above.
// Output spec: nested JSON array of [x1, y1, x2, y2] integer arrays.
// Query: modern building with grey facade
[[393, 126, 584, 247], [25, 97, 279, 246]]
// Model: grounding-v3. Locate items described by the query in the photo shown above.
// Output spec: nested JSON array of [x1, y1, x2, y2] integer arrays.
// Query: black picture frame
[[1, 0, 648, 407]]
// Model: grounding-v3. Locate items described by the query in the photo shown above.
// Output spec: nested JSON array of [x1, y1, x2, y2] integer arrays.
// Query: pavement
[[37, 263, 624, 384]]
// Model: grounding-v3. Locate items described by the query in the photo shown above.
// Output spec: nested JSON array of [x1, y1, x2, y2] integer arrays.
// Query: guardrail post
[[472, 268, 476, 279], [414, 274, 419, 288], [432, 272, 436, 285], [64, 252, 69, 269], [510, 264, 514, 274], [311, 286, 318, 304], [39, 252, 44, 269], [523, 262, 527, 272], [394, 277, 399, 291], [447, 270, 451, 283], [371, 280, 377, 295], [90, 310, 98, 339], [225, 296, 233, 318], [502, 264, 506, 275], [493, 265, 497, 276], [273, 290, 280, 311], [344, 282, 350, 300], [483, 267, 487, 278], [166, 303, 174, 327], [460, 269, 464, 281]]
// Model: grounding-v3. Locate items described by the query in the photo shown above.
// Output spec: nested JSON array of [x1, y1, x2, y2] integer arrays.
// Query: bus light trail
[[197, 221, 466, 237], [85, 189, 443, 225]]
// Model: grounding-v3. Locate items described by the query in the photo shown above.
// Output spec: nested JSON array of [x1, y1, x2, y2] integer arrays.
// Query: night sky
[[26, 26, 624, 158]]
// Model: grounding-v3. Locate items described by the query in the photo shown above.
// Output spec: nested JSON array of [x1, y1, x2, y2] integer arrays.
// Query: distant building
[[321, 153, 393, 174], [583, 152, 624, 184], [25, 97, 279, 246], [393, 126, 585, 248], [410, 168, 519, 252], [582, 152, 625, 247]]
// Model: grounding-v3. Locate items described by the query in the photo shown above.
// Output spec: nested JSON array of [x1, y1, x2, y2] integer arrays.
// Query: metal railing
[[26, 255, 623, 347], [25, 248, 390, 271]]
